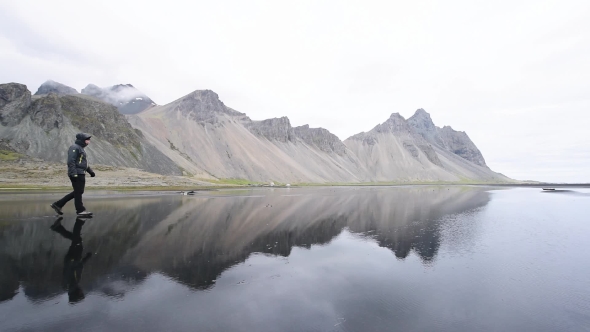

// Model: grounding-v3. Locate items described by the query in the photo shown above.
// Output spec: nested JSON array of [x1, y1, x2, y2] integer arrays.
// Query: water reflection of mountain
[[0, 186, 490, 302], [161, 215, 351, 289]]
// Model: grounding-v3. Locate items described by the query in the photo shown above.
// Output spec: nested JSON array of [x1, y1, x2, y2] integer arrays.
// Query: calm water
[[0, 186, 589, 331]]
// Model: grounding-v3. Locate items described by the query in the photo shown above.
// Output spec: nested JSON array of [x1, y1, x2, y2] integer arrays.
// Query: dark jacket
[[67, 133, 94, 177]]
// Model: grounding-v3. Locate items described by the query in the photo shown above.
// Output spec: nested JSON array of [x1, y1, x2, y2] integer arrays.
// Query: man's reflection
[[50, 217, 92, 303]]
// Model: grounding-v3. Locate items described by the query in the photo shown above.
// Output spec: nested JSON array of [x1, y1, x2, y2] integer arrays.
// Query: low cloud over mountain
[[81, 83, 155, 114]]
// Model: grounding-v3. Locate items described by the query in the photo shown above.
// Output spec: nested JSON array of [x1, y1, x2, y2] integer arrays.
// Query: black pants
[[51, 219, 87, 302], [55, 175, 86, 213], [52, 219, 83, 245]]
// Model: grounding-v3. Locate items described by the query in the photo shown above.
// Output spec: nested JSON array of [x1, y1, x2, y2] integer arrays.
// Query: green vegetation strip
[[202, 178, 262, 186], [0, 179, 516, 191], [0, 150, 22, 161]]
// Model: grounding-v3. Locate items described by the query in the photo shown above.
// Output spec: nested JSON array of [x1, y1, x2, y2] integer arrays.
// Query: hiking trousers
[[55, 175, 86, 213]]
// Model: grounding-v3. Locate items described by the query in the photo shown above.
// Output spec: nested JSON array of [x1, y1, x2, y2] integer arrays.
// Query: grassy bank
[[0, 180, 522, 191], [0, 150, 23, 161]]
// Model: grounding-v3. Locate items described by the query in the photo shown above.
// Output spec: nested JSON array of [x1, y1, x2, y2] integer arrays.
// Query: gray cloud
[[0, 12, 91, 65]]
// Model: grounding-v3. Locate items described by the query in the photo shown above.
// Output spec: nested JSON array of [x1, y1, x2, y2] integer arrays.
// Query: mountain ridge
[[1, 80, 513, 183], [34, 80, 78, 96], [407, 108, 487, 167]]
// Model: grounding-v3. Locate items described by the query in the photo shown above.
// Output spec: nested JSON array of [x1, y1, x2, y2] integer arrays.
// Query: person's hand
[[89, 171, 96, 177]]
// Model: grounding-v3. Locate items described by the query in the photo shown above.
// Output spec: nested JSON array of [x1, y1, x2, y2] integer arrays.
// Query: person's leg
[[73, 175, 86, 213], [54, 191, 75, 209], [72, 218, 85, 243], [51, 224, 74, 240], [54, 176, 79, 209]]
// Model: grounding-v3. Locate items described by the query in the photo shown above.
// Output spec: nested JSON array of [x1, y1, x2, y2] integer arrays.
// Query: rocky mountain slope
[[81, 84, 155, 114], [127, 90, 367, 183], [2, 80, 512, 183], [128, 88, 509, 183], [344, 110, 507, 182], [407, 109, 487, 167], [0, 83, 182, 175]]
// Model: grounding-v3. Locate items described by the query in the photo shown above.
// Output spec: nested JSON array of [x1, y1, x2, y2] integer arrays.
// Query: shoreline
[[2, 160, 588, 191], [1, 183, 589, 192]]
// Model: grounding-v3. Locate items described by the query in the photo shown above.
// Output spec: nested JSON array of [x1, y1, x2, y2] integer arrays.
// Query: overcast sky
[[1, 0, 588, 182]]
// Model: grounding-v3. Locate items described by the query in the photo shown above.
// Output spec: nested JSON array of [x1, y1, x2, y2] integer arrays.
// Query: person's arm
[[67, 146, 79, 178], [87, 166, 95, 177]]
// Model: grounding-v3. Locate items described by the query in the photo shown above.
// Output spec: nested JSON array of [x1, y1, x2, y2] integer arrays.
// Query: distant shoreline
[[0, 182, 588, 192], [2, 156, 588, 191], [484, 183, 590, 188]]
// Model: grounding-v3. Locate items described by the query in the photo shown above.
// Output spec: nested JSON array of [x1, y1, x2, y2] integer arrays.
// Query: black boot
[[50, 217, 63, 230], [50, 203, 63, 215]]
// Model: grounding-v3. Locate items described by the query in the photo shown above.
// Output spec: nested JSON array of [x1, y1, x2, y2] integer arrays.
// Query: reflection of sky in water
[[1, 187, 589, 331]]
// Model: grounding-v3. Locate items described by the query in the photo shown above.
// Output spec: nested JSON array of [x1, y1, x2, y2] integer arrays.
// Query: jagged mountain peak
[[406, 117, 487, 167], [81, 84, 101, 96], [293, 124, 347, 155], [413, 108, 429, 116], [176, 89, 223, 108], [174, 90, 232, 114], [82, 83, 100, 91], [385, 112, 409, 126], [34, 80, 78, 96], [408, 108, 436, 132], [184, 89, 218, 97], [410, 108, 433, 121], [81, 83, 155, 115], [246, 116, 294, 143], [111, 84, 135, 91], [371, 112, 412, 134], [388, 112, 404, 119], [83, 83, 148, 100], [163, 89, 244, 125], [0, 83, 32, 127]]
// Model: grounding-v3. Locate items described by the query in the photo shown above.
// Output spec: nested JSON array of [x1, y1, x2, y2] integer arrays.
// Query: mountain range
[[0, 80, 512, 183]]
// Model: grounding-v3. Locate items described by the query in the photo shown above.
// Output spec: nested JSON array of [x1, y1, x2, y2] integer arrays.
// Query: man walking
[[51, 133, 95, 217]]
